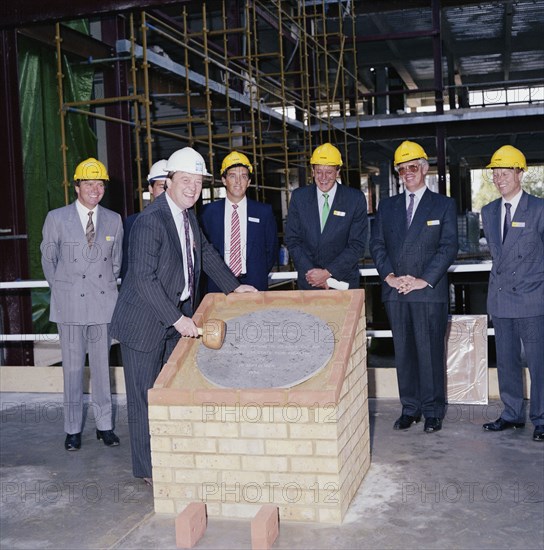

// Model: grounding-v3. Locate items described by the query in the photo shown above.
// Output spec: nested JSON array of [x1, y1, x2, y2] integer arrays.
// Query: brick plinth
[[149, 290, 369, 524]]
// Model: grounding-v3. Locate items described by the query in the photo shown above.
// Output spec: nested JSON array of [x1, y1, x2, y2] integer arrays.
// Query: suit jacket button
[[81, 294, 85, 297], [101, 291, 105, 294], [99, 274, 102, 278], [497, 270, 501, 275], [82, 275, 86, 278], [104, 258, 107, 261], [513, 287, 516, 291], [176, 292, 181, 296]]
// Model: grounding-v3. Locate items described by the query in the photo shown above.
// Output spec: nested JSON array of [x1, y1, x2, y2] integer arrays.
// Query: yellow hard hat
[[221, 151, 253, 176], [394, 141, 428, 166], [486, 145, 527, 171], [310, 143, 343, 167], [73, 157, 109, 181]]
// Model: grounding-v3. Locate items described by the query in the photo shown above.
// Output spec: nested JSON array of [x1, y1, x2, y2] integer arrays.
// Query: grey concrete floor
[[1, 392, 542, 550]]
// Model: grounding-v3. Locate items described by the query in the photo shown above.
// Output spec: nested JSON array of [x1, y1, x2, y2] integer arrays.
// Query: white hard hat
[[166, 147, 211, 177], [147, 159, 168, 182]]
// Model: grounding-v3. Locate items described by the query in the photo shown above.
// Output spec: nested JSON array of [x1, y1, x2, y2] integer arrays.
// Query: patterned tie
[[321, 193, 330, 232], [503, 202, 512, 243], [182, 210, 195, 306], [86, 211, 95, 246], [406, 193, 415, 228], [229, 204, 242, 277]]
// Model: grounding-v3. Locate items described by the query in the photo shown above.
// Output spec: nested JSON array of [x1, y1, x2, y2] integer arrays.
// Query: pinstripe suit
[[41, 201, 123, 434], [482, 191, 544, 427], [110, 192, 240, 478]]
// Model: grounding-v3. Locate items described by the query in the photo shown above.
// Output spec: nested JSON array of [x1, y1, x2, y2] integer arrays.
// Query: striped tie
[[86, 211, 95, 246], [182, 210, 195, 307], [229, 204, 242, 277]]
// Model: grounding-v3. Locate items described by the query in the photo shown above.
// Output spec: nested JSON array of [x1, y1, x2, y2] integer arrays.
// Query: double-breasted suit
[[284, 183, 368, 289], [110, 192, 240, 478], [370, 188, 458, 418], [482, 191, 544, 427], [200, 198, 278, 292], [41, 201, 123, 434]]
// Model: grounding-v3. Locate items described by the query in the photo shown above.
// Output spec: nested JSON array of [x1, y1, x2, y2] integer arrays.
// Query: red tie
[[229, 204, 242, 277]]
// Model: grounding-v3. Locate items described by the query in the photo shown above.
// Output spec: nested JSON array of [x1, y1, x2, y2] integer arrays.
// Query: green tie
[[321, 193, 330, 232]]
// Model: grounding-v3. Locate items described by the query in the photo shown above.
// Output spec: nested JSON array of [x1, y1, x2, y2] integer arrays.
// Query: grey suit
[[110, 192, 240, 478], [41, 201, 123, 434], [482, 191, 544, 427]]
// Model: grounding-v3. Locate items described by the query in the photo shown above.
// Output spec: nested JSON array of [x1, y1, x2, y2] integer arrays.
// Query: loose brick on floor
[[175, 502, 207, 549], [251, 505, 279, 550]]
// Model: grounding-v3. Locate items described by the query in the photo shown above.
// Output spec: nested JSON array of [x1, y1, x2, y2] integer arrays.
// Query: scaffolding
[[54, 0, 365, 220]]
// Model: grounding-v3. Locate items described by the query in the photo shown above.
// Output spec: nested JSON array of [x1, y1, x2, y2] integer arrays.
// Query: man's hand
[[234, 284, 258, 293], [397, 275, 429, 295], [305, 268, 330, 288], [173, 315, 199, 337]]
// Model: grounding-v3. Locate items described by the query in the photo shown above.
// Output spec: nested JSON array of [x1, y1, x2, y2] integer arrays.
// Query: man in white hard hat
[[481, 145, 544, 442], [41, 157, 123, 451], [111, 147, 257, 484], [120, 159, 168, 279]]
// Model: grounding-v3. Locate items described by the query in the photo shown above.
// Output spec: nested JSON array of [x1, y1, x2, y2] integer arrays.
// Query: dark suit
[[110, 192, 240, 478], [370, 188, 458, 418], [482, 191, 544, 427], [284, 183, 368, 289], [200, 198, 278, 292]]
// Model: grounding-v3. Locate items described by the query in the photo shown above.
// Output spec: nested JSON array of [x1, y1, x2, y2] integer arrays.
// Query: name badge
[[333, 210, 346, 217], [427, 220, 440, 226], [105, 236, 115, 241], [511, 221, 525, 228], [248, 217, 260, 223]]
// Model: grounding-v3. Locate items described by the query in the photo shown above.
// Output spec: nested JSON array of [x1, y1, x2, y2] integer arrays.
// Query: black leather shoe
[[393, 414, 421, 430], [65, 433, 81, 451], [483, 417, 525, 431], [424, 417, 442, 433], [533, 426, 544, 442], [96, 429, 120, 447]]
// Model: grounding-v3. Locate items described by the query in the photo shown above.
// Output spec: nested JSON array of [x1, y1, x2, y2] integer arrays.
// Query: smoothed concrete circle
[[196, 309, 335, 388]]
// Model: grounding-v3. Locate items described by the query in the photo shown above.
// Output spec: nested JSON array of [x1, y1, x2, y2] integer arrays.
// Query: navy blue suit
[[120, 212, 139, 280], [110, 192, 240, 478], [370, 188, 458, 418], [482, 191, 544, 427], [284, 183, 368, 289], [200, 198, 278, 292]]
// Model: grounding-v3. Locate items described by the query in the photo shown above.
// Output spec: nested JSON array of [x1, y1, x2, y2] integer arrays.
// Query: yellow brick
[[218, 438, 264, 455], [192, 421, 239, 437], [169, 405, 206, 421], [151, 467, 172, 483], [154, 498, 174, 514], [280, 505, 316, 522], [268, 472, 318, 487], [242, 455, 288, 472], [195, 454, 241, 470], [174, 469, 220, 484], [155, 483, 198, 501], [311, 404, 339, 423], [318, 507, 343, 524], [221, 470, 268, 486], [289, 423, 337, 440], [148, 405, 169, 420], [172, 437, 217, 453], [290, 456, 339, 474], [265, 439, 313, 456], [150, 436, 172, 452], [149, 421, 192, 436], [152, 452, 194, 468], [314, 440, 338, 456], [240, 422, 287, 439]]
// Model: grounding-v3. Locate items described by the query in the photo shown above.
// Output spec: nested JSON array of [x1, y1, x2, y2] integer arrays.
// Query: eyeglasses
[[397, 164, 420, 175]]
